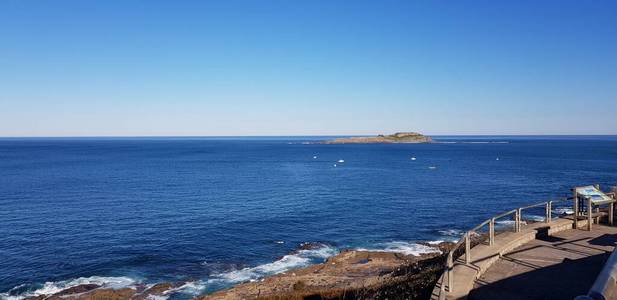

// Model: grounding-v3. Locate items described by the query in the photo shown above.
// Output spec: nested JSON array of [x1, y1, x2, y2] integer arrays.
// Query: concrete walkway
[[469, 225, 617, 300], [431, 219, 574, 300]]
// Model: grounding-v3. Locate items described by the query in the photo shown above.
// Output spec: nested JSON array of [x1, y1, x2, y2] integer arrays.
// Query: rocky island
[[323, 132, 433, 144]]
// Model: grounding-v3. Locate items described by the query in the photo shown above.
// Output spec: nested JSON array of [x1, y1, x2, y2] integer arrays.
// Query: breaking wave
[[0, 244, 338, 300], [0, 276, 137, 300], [207, 243, 338, 284], [356, 241, 441, 256]]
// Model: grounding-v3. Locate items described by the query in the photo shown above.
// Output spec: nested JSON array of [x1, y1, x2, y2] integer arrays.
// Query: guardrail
[[439, 198, 571, 298], [588, 247, 617, 300], [577, 240, 617, 300]]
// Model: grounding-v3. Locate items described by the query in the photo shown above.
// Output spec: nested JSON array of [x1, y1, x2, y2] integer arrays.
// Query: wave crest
[[208, 243, 338, 285], [356, 241, 441, 256], [0, 276, 137, 300]]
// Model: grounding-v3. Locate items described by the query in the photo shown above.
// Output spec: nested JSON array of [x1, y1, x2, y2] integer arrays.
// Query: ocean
[[1, 136, 617, 299]]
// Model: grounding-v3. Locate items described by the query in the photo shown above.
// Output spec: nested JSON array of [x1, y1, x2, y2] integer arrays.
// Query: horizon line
[[2, 134, 617, 139]]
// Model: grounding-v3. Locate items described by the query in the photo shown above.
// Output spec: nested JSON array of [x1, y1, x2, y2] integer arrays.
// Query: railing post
[[546, 201, 551, 223], [514, 208, 521, 232], [574, 189, 579, 229], [613, 187, 617, 227], [447, 252, 453, 292], [489, 218, 495, 246], [588, 197, 593, 231], [465, 231, 471, 265], [440, 265, 446, 299]]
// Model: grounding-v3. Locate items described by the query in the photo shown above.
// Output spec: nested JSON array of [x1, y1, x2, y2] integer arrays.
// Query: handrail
[[583, 247, 617, 300], [440, 197, 575, 296], [493, 209, 517, 220], [519, 201, 548, 210], [470, 218, 491, 233]]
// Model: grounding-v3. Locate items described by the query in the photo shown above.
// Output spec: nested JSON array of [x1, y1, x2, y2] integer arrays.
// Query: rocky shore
[[199, 242, 452, 300], [323, 132, 433, 144], [23, 282, 176, 300], [20, 242, 452, 300]]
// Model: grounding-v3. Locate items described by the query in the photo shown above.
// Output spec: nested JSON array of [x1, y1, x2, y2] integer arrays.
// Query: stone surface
[[469, 225, 617, 300], [72, 288, 136, 300]]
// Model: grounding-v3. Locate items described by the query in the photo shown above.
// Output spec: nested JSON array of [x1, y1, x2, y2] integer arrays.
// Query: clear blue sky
[[1, 1, 616, 136]]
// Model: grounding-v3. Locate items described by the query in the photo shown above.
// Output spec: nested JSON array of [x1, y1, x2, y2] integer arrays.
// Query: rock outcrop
[[24, 283, 174, 300], [198, 242, 452, 299]]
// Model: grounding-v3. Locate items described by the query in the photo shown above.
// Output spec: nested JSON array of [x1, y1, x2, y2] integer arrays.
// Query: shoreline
[[2, 241, 454, 300], [199, 242, 454, 300]]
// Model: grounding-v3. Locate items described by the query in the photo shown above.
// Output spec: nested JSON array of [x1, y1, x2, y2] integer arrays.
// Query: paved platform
[[431, 219, 575, 300], [469, 225, 617, 300]]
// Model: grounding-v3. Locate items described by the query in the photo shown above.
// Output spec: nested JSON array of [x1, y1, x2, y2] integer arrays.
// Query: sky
[[1, 1, 616, 136]]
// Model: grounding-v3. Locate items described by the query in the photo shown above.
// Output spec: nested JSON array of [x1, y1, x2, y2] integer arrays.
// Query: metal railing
[[439, 198, 571, 298], [582, 246, 617, 300]]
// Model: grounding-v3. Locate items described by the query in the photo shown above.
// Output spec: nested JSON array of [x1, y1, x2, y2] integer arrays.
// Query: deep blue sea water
[[1, 136, 617, 299]]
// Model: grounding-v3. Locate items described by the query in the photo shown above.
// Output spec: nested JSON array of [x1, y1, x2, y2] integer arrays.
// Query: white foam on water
[[554, 207, 574, 215], [356, 241, 441, 256], [0, 276, 137, 300], [427, 240, 444, 245], [146, 295, 169, 300], [438, 229, 464, 237], [207, 244, 338, 285], [523, 215, 546, 222], [495, 220, 527, 226], [166, 281, 207, 296]]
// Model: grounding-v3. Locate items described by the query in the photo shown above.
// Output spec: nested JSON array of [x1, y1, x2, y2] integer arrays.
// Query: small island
[[323, 132, 433, 144]]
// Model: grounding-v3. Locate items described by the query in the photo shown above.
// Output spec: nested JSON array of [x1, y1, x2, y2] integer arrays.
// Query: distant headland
[[322, 132, 433, 144]]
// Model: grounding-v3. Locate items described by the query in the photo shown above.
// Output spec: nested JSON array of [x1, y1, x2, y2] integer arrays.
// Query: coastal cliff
[[323, 132, 433, 144]]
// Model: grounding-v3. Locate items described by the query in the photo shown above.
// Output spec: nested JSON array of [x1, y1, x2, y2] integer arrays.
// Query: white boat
[[337, 159, 345, 163]]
